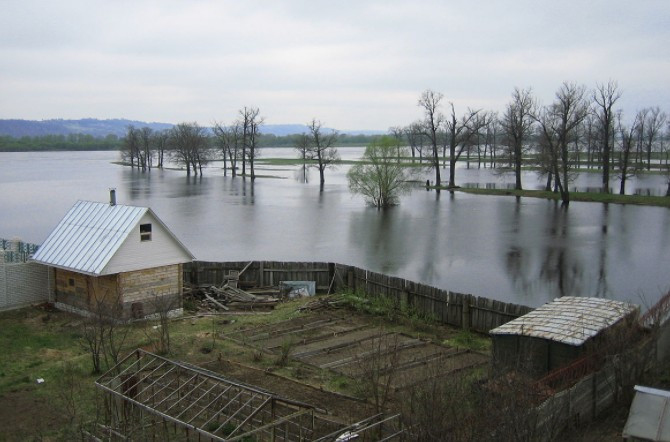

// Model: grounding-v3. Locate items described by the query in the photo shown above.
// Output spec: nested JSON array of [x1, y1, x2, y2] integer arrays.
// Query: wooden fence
[[185, 261, 532, 333]]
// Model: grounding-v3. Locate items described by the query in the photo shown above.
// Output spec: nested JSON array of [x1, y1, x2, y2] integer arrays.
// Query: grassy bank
[[455, 187, 670, 208]]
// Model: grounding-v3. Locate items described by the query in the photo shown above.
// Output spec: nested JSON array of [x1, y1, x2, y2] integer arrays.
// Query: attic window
[[140, 223, 152, 242]]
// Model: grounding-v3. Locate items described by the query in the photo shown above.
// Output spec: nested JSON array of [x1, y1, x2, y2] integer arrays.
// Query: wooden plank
[[203, 293, 229, 311]]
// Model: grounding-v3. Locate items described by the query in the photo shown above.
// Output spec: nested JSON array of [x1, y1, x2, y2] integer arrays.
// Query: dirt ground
[[203, 358, 377, 425], [0, 389, 62, 441]]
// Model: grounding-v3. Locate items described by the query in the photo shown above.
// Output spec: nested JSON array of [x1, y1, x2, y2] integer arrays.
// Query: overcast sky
[[1, 0, 668, 131]]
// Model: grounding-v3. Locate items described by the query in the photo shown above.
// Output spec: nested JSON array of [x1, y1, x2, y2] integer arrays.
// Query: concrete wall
[[0, 260, 52, 310]]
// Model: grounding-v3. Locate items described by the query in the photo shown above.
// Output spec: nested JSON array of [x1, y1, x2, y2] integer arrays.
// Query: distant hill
[[0, 119, 173, 138], [0, 118, 384, 138]]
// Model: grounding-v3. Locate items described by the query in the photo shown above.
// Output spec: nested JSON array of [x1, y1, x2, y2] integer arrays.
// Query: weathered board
[[187, 261, 533, 332]]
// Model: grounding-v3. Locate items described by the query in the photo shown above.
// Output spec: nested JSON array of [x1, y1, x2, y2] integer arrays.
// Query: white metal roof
[[31, 200, 193, 275], [489, 296, 638, 346]]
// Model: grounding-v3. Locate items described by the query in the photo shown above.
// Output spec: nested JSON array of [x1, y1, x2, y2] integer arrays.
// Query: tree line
[[410, 82, 670, 203], [0, 133, 121, 151]]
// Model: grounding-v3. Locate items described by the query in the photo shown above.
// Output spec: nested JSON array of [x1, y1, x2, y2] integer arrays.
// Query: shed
[[623, 385, 670, 441], [31, 197, 194, 319], [489, 296, 638, 376]]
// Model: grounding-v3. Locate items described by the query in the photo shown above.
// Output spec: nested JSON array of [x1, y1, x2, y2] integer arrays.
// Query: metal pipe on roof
[[109, 188, 116, 206]]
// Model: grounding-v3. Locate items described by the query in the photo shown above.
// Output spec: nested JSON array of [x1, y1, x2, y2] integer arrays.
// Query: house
[[31, 192, 194, 319], [489, 296, 639, 377]]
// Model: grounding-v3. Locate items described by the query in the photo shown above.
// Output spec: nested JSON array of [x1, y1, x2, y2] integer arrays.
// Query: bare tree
[[616, 111, 641, 195], [443, 103, 483, 187], [239, 106, 263, 180], [593, 81, 622, 193], [306, 118, 339, 189], [354, 331, 402, 413], [81, 288, 131, 374], [293, 132, 312, 183], [405, 121, 426, 163], [501, 87, 536, 190], [388, 126, 405, 162], [143, 294, 178, 355], [137, 127, 153, 171], [213, 120, 245, 177], [418, 90, 445, 188], [533, 82, 590, 205], [152, 129, 169, 168], [169, 122, 210, 175], [640, 107, 667, 170], [121, 125, 140, 168]]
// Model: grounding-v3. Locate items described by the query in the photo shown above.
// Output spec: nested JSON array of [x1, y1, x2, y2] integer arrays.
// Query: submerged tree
[[169, 122, 210, 175], [239, 106, 263, 180], [593, 81, 622, 193], [533, 82, 590, 204], [501, 87, 535, 190], [418, 89, 445, 188], [293, 132, 312, 183], [306, 118, 339, 189], [347, 136, 415, 208], [443, 103, 483, 188], [121, 125, 140, 168], [616, 111, 641, 195]]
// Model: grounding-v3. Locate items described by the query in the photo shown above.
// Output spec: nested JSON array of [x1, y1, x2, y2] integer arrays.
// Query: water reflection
[[594, 204, 610, 298], [1, 150, 669, 309]]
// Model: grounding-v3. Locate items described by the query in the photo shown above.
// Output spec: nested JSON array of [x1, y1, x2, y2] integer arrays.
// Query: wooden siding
[[54, 268, 119, 311], [119, 264, 181, 304], [103, 212, 192, 275]]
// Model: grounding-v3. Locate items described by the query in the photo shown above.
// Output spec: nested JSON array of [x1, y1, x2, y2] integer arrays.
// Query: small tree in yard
[[355, 330, 402, 413], [143, 293, 177, 355], [81, 288, 131, 374], [347, 136, 415, 208]]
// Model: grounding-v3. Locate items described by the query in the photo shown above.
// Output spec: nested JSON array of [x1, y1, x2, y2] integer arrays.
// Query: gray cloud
[[1, 0, 668, 130]]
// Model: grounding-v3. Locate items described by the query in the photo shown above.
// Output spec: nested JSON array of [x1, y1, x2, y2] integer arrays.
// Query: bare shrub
[[81, 288, 130, 373], [354, 330, 402, 413], [274, 338, 295, 367], [143, 293, 178, 355]]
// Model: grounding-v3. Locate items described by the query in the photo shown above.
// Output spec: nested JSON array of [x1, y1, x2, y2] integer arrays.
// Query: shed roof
[[623, 385, 670, 441], [31, 200, 193, 275], [489, 296, 638, 346]]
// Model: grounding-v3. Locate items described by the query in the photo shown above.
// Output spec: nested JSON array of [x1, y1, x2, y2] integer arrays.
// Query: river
[[1, 149, 669, 309]]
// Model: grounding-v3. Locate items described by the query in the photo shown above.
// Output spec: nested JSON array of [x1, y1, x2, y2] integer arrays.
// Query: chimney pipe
[[110, 188, 116, 206]]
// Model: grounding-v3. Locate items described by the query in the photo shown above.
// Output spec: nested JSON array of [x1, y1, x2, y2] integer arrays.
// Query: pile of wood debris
[[184, 283, 279, 313], [297, 295, 345, 312]]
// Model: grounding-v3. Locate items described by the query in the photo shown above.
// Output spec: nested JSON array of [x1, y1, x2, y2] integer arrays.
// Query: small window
[[68, 278, 75, 287], [140, 223, 152, 242]]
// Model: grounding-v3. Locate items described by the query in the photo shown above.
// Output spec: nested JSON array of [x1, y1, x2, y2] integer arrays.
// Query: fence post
[[259, 262, 265, 286], [462, 294, 471, 331]]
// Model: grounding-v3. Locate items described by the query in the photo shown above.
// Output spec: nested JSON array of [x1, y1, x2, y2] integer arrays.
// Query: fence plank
[[184, 261, 532, 332]]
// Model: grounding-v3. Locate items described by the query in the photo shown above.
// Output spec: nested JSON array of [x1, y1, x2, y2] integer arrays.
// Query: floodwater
[[1, 149, 669, 309]]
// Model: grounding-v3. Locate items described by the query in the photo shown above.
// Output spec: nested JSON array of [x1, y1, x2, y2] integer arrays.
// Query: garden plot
[[225, 311, 488, 391]]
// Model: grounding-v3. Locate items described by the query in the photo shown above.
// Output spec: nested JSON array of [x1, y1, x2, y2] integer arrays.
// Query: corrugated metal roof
[[32, 200, 148, 275], [489, 296, 638, 346]]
